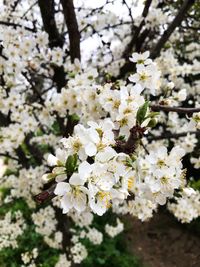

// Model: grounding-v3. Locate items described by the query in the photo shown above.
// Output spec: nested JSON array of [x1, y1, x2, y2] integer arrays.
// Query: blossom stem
[[34, 184, 56, 204], [116, 126, 146, 154]]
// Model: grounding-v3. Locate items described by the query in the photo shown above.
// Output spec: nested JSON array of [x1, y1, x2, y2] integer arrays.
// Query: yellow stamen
[[98, 192, 111, 208], [128, 177, 135, 190]]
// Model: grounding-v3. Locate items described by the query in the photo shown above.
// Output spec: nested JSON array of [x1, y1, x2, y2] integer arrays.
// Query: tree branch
[[151, 105, 200, 114], [61, 0, 81, 62], [122, 0, 134, 22], [150, 0, 195, 59], [0, 112, 10, 127], [0, 153, 19, 161], [148, 131, 200, 141], [115, 126, 146, 154], [54, 208, 78, 266], [0, 21, 36, 32], [38, 0, 64, 48], [38, 0, 66, 92]]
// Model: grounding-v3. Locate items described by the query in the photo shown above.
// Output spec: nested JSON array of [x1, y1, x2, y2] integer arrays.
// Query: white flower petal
[[89, 198, 107, 216], [143, 51, 150, 59], [69, 173, 84, 186], [61, 194, 73, 213], [74, 192, 87, 212], [131, 84, 144, 94], [78, 161, 93, 178], [47, 154, 59, 166], [54, 182, 71, 196], [95, 147, 116, 163], [88, 128, 100, 143], [85, 142, 97, 156]]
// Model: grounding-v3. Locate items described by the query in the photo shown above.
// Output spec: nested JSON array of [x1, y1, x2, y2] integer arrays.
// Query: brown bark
[[38, 0, 64, 48], [38, 0, 66, 91], [60, 0, 81, 62]]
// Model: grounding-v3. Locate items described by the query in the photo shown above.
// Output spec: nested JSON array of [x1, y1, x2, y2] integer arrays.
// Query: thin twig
[[0, 153, 19, 161], [0, 21, 36, 32], [21, 0, 38, 19]]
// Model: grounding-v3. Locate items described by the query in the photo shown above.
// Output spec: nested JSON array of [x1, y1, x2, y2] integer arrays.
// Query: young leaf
[[65, 154, 78, 174], [136, 101, 149, 125], [147, 118, 157, 128]]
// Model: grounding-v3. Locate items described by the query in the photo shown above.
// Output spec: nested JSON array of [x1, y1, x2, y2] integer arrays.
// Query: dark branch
[[54, 207, 73, 254], [61, 0, 81, 62], [148, 131, 200, 141], [151, 105, 200, 114], [0, 153, 19, 161], [0, 112, 10, 127], [38, 0, 64, 48], [38, 0, 66, 92], [115, 126, 146, 154], [122, 0, 134, 22], [0, 21, 36, 32], [22, 0, 38, 19], [150, 0, 195, 59]]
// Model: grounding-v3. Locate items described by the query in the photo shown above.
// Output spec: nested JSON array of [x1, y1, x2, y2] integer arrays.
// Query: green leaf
[[136, 101, 149, 125], [147, 118, 157, 128], [51, 121, 61, 135], [69, 113, 80, 123], [68, 72, 75, 78], [116, 135, 125, 141], [145, 111, 159, 119], [65, 154, 78, 174]]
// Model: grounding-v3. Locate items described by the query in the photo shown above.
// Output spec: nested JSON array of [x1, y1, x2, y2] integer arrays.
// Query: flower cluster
[[38, 53, 188, 220], [46, 52, 160, 136], [168, 188, 200, 223], [128, 197, 157, 222], [52, 146, 134, 216], [137, 145, 186, 205], [70, 242, 88, 264], [49, 138, 186, 216], [32, 206, 62, 249], [55, 254, 71, 267], [21, 248, 38, 267], [105, 218, 124, 238], [5, 166, 45, 208], [129, 51, 161, 95], [0, 1, 199, 266], [0, 211, 26, 250]]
